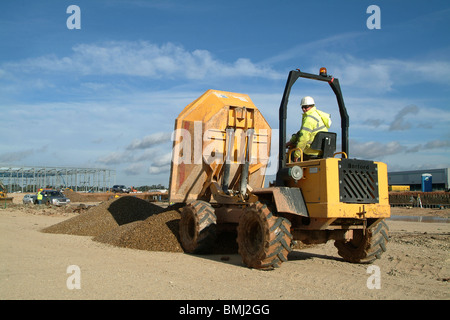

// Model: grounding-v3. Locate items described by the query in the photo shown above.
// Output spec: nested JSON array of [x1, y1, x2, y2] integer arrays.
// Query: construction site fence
[[389, 191, 450, 209]]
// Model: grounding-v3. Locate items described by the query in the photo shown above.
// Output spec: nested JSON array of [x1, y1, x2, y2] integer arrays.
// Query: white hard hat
[[301, 96, 315, 106]]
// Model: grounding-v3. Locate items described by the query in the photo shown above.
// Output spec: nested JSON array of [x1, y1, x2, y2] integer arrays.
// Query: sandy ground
[[0, 200, 449, 300]]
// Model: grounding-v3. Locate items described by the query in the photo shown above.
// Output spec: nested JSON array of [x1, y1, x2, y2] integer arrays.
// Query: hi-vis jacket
[[289, 106, 331, 158]]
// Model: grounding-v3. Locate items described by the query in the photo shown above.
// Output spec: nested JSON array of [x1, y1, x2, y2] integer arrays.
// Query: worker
[[36, 189, 43, 205], [286, 96, 331, 161]]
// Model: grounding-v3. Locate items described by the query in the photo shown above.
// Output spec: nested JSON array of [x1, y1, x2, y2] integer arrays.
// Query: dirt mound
[[42, 198, 239, 254], [4, 203, 75, 216], [42, 196, 164, 236], [63, 189, 111, 202], [62, 189, 84, 202], [93, 209, 183, 252]]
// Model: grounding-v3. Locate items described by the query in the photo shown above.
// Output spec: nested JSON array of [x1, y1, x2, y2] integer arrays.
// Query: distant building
[[388, 168, 450, 191], [0, 165, 115, 193]]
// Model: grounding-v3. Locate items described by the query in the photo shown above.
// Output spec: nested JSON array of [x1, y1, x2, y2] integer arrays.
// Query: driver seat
[[309, 132, 337, 159]]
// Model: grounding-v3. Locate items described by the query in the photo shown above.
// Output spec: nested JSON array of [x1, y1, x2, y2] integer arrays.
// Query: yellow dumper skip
[[169, 90, 271, 203]]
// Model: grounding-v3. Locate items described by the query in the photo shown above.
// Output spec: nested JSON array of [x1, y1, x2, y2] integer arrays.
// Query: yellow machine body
[[284, 158, 390, 219]]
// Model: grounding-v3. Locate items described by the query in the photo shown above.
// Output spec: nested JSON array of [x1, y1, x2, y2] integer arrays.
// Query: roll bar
[[277, 68, 349, 173]]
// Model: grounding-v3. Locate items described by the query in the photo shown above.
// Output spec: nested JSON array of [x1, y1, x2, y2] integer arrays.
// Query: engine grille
[[339, 159, 379, 203]]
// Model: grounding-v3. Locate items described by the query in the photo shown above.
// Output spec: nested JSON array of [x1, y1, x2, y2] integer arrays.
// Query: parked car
[[111, 185, 130, 193], [23, 194, 37, 204], [41, 190, 71, 206]]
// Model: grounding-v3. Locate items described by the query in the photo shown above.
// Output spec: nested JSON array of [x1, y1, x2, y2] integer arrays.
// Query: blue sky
[[1, 0, 449, 187]]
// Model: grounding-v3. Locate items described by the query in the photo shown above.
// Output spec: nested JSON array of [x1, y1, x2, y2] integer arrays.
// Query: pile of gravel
[[42, 196, 164, 237], [42, 197, 237, 254], [93, 209, 183, 252]]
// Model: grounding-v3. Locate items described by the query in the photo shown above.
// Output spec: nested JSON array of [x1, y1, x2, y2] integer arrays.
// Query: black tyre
[[179, 200, 217, 254], [334, 219, 389, 263], [237, 201, 292, 270]]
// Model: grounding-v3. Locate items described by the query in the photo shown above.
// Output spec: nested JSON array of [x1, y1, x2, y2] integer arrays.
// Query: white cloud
[[349, 137, 450, 166], [124, 163, 146, 176], [0, 149, 35, 163], [148, 164, 171, 174], [3, 41, 283, 80], [97, 151, 130, 165], [0, 146, 49, 164], [263, 32, 450, 93], [331, 55, 450, 93], [151, 152, 172, 167], [423, 140, 450, 149], [406, 139, 450, 153], [389, 105, 419, 131], [127, 132, 172, 150], [350, 140, 406, 160], [261, 32, 365, 65]]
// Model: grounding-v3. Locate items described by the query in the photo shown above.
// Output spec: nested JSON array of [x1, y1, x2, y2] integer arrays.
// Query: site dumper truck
[[169, 68, 390, 270]]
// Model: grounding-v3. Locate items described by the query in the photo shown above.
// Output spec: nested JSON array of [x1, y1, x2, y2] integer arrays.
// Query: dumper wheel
[[237, 201, 292, 270], [334, 219, 389, 263], [179, 200, 217, 254]]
